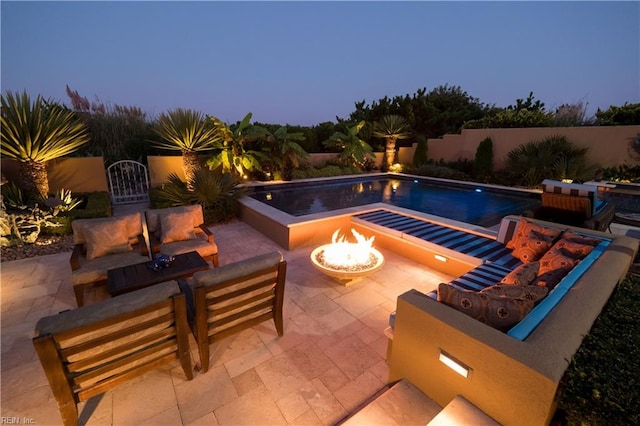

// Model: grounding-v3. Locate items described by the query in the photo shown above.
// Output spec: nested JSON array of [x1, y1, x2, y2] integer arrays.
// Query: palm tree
[[323, 121, 374, 168], [253, 125, 308, 180], [153, 108, 220, 183], [373, 115, 411, 171], [1, 91, 90, 199], [206, 113, 263, 177]]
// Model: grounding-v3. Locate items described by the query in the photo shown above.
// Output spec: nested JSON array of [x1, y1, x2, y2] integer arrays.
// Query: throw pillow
[[532, 248, 580, 289], [480, 284, 549, 303], [511, 232, 553, 263], [160, 212, 197, 244], [552, 239, 596, 260], [84, 220, 131, 260], [561, 231, 601, 246], [437, 283, 534, 332], [506, 219, 563, 249], [500, 261, 540, 285]]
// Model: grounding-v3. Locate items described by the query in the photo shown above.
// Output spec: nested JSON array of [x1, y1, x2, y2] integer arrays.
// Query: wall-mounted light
[[562, 179, 574, 184], [434, 254, 448, 263], [439, 350, 471, 378]]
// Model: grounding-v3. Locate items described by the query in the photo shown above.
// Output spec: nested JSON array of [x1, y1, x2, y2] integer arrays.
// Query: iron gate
[[107, 160, 150, 204]]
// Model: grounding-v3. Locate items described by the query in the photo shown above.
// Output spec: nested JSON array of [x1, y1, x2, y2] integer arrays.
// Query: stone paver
[[1, 220, 453, 425]]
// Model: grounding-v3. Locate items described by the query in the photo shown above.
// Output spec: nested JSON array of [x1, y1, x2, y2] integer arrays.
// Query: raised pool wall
[[239, 173, 539, 278]]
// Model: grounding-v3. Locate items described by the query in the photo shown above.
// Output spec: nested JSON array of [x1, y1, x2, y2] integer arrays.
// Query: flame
[[321, 229, 376, 268]]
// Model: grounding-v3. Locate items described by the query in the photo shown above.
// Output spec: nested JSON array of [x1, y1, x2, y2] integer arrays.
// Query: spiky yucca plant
[[1, 91, 90, 198], [373, 115, 411, 171], [153, 108, 221, 183], [157, 169, 251, 223]]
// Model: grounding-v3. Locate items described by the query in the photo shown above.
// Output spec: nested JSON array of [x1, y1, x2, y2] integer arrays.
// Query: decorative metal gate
[[107, 160, 150, 204]]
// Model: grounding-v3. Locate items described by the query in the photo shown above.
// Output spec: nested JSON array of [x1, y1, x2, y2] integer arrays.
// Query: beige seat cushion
[[159, 237, 218, 259], [146, 205, 203, 235], [71, 251, 149, 286], [84, 220, 131, 260], [72, 213, 142, 245], [160, 212, 197, 244]]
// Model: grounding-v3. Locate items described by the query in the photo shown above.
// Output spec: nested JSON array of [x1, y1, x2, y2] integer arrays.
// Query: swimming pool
[[248, 175, 541, 228]]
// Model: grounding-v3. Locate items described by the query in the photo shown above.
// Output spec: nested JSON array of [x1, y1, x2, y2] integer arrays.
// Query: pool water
[[249, 176, 541, 227]]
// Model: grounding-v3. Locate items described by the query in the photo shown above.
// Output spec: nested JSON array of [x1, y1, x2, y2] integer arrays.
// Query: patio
[[1, 218, 454, 425]]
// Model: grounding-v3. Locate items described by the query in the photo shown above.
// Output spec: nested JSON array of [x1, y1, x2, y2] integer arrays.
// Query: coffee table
[[107, 251, 210, 296]]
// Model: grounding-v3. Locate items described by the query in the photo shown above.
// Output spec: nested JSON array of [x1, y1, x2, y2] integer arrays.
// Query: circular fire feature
[[310, 229, 385, 285]]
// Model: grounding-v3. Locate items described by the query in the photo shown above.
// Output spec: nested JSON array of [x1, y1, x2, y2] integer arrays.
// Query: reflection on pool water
[[249, 175, 541, 228]]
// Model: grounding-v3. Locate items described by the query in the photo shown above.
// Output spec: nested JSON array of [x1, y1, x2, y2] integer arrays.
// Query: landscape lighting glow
[[439, 350, 471, 378]]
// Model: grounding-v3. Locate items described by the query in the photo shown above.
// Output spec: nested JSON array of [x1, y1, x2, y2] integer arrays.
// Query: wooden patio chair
[[32, 281, 193, 426], [179, 251, 286, 372], [532, 179, 615, 232], [145, 205, 219, 267], [70, 212, 149, 306]]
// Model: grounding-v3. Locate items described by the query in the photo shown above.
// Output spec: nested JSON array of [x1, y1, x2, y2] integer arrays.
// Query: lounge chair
[[145, 205, 219, 267], [529, 179, 615, 232], [33, 281, 193, 426], [179, 251, 286, 372], [70, 213, 149, 306]]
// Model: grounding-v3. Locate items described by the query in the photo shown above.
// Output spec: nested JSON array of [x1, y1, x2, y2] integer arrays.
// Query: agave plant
[[156, 169, 251, 223], [153, 108, 221, 183], [1, 91, 90, 198], [373, 115, 411, 171], [323, 121, 374, 169]]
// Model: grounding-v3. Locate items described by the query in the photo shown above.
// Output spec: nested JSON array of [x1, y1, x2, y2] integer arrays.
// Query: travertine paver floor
[[0, 220, 453, 426]]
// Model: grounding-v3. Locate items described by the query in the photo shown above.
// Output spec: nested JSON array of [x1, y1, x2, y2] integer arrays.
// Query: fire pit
[[310, 228, 385, 285]]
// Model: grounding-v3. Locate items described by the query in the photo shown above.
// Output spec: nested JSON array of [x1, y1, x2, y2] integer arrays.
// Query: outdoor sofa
[[360, 214, 639, 426], [70, 212, 149, 306]]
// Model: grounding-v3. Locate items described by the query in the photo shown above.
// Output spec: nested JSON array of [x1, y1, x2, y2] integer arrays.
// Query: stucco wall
[[423, 125, 640, 170], [1, 157, 108, 193]]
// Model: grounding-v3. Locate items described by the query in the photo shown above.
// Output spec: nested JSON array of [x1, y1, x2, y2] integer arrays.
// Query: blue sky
[[2, 1, 638, 126]]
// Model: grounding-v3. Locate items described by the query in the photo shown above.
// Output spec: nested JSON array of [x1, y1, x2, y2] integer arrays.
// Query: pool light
[[439, 350, 471, 378], [434, 254, 448, 263], [266, 192, 272, 201], [475, 188, 482, 193]]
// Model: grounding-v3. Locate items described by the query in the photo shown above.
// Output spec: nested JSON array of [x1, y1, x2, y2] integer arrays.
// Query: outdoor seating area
[[2, 177, 639, 426], [3, 219, 457, 425]]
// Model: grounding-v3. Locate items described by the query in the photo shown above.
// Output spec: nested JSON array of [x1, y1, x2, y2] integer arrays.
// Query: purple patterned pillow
[[437, 284, 534, 331], [500, 261, 540, 285]]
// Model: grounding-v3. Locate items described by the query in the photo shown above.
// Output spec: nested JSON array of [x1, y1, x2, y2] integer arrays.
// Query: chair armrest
[[136, 233, 149, 256], [69, 244, 84, 270], [147, 230, 162, 255], [199, 224, 215, 244]]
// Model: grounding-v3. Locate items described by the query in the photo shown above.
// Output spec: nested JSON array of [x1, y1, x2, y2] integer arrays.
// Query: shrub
[[504, 135, 597, 187], [558, 273, 640, 424], [412, 136, 428, 167], [410, 164, 471, 181], [43, 191, 111, 235], [153, 169, 250, 224], [601, 165, 640, 183], [473, 137, 493, 181]]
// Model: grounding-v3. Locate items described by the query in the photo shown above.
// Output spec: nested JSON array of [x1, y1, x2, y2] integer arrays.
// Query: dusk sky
[[2, 1, 638, 126]]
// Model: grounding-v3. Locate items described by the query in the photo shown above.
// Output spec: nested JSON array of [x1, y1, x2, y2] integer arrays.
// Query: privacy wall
[[425, 126, 640, 170]]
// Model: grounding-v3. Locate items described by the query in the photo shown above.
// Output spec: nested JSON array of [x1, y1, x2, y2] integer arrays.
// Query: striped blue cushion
[[354, 210, 517, 265]]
